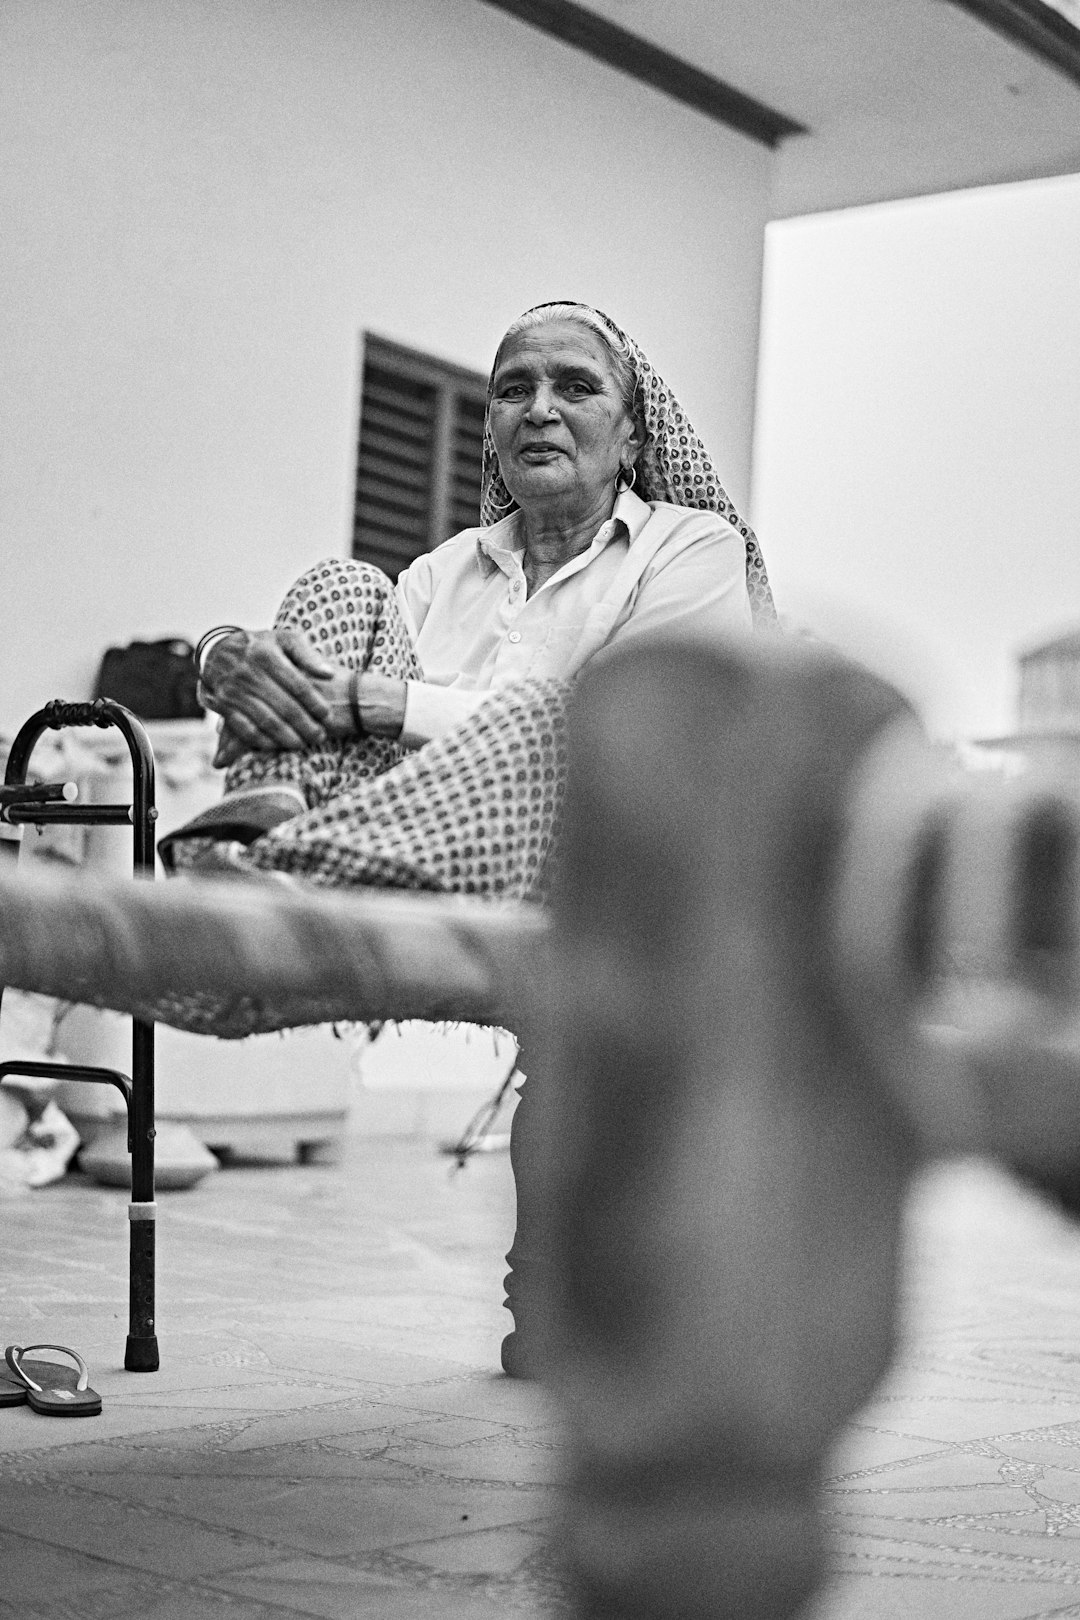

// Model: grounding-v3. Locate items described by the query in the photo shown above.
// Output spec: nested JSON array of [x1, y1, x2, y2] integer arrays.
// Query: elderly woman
[[0, 302, 776, 1380], [157, 301, 777, 1378], [161, 301, 775, 889]]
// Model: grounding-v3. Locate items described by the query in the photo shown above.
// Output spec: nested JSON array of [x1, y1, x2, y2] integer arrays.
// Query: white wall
[[753, 171, 1080, 742], [0, 0, 772, 730]]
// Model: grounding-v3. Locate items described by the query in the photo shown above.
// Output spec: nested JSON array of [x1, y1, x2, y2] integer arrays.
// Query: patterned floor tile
[[814, 1572, 1080, 1620], [0, 1478, 276, 1579], [393, 1522, 549, 1576]]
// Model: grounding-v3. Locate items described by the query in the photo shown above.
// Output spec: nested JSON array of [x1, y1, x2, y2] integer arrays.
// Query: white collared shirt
[[394, 489, 752, 747]]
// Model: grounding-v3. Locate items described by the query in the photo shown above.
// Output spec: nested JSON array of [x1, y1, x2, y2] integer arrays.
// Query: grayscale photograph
[[2, 3, 1080, 1616]]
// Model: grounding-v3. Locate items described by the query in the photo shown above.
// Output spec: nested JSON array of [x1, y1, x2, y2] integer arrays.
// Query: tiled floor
[[4, 1089, 1080, 1618], [0, 1088, 564, 1620], [813, 1160, 1080, 1620]]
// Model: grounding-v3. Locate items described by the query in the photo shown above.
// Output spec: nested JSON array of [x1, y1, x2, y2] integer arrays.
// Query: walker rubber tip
[[124, 1335, 160, 1373]]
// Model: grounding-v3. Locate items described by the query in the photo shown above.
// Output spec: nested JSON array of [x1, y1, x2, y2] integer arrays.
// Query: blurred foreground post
[[533, 636, 1080, 1620]]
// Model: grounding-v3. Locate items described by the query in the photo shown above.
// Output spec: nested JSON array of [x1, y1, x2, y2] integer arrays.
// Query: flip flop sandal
[[0, 1364, 27, 1407], [4, 1344, 102, 1417]]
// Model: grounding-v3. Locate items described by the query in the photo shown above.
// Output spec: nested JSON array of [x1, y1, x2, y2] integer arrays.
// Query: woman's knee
[[274, 557, 399, 666], [277, 558, 392, 618]]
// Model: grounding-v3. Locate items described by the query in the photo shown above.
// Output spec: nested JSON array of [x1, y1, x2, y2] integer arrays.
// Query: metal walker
[[0, 698, 159, 1372]]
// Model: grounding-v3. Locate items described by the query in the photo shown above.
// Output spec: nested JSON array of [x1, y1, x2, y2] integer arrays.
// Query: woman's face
[[488, 321, 643, 519]]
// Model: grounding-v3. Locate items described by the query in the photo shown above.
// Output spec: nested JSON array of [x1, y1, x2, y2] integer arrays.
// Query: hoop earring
[[615, 463, 637, 495], [484, 483, 517, 518]]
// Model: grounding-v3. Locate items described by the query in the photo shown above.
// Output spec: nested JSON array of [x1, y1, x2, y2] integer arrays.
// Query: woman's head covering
[[481, 301, 778, 628]]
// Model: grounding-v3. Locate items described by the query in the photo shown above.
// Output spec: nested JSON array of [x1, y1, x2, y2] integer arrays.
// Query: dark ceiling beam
[[943, 0, 1080, 88], [477, 0, 807, 149]]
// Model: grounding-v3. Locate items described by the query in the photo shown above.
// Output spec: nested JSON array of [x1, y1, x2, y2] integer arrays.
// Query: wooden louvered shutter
[[352, 336, 488, 580], [448, 393, 487, 537]]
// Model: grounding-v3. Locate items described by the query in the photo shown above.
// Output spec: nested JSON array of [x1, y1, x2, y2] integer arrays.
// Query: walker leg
[[126, 1015, 159, 1371], [126, 1214, 158, 1370]]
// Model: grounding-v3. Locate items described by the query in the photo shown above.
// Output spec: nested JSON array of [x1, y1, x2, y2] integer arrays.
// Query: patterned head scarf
[[480, 300, 778, 628]]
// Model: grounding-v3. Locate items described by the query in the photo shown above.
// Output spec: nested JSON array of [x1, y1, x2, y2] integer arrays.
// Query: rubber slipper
[[0, 1364, 27, 1407], [4, 1344, 102, 1417]]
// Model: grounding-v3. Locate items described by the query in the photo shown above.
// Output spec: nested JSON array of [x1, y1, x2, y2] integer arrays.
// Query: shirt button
[[508, 631, 522, 644]]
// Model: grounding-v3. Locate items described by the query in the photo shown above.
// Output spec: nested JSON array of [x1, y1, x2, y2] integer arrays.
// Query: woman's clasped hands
[[202, 628, 406, 768]]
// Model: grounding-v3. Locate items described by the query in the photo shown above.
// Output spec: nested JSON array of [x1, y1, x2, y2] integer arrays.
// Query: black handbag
[[92, 638, 204, 721]]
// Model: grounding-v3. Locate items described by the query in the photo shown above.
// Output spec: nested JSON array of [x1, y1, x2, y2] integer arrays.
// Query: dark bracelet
[[193, 624, 244, 674], [349, 670, 365, 738]]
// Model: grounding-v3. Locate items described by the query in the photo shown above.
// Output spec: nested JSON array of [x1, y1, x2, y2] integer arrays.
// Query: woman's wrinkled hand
[[202, 628, 339, 763], [209, 667, 404, 768]]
